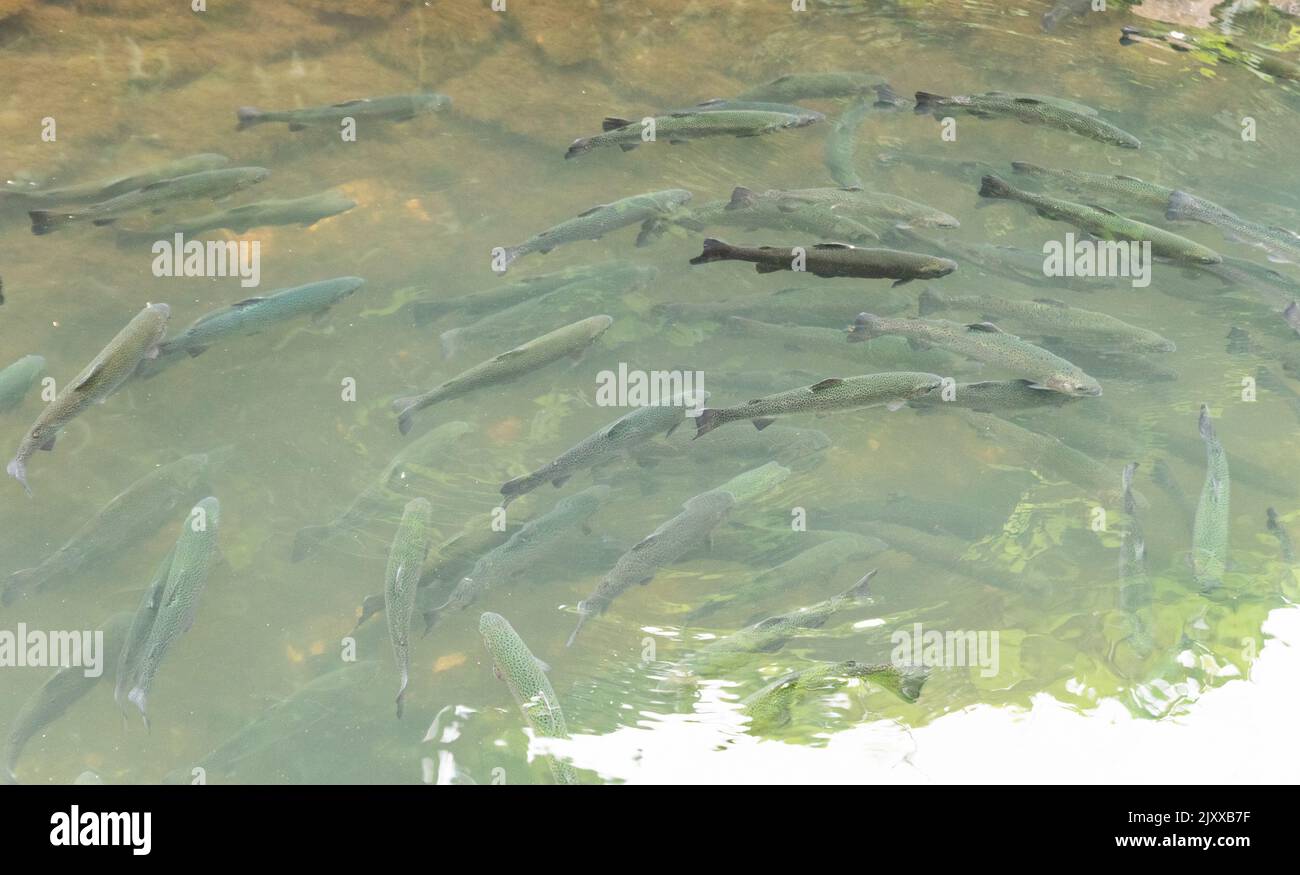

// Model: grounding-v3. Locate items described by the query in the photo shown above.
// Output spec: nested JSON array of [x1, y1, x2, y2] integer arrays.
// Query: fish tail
[[1197, 403, 1216, 444], [127, 687, 150, 732], [689, 237, 733, 265], [1009, 160, 1043, 176], [844, 569, 878, 600], [437, 328, 463, 361], [6, 458, 31, 497], [847, 312, 884, 343], [691, 407, 728, 439], [873, 83, 903, 108], [498, 245, 524, 273], [27, 210, 70, 236], [913, 91, 944, 115], [235, 106, 264, 131], [1165, 190, 1197, 222], [290, 524, 332, 563], [408, 301, 447, 326], [392, 397, 423, 436], [564, 136, 595, 160], [636, 218, 667, 247], [978, 174, 1015, 200], [897, 665, 930, 702], [916, 288, 945, 317], [1, 567, 35, 607], [1, 763, 16, 785], [395, 673, 409, 719]]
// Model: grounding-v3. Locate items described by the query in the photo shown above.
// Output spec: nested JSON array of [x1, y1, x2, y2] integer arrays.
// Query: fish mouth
[[1073, 384, 1103, 397]]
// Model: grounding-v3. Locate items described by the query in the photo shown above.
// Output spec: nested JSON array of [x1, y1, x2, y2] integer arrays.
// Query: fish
[[567, 489, 736, 647], [978, 175, 1221, 265], [114, 545, 176, 718], [1166, 190, 1300, 265], [917, 289, 1175, 353], [499, 190, 692, 271], [845, 493, 995, 540], [406, 263, 653, 325], [500, 391, 706, 504], [437, 280, 615, 361], [742, 661, 928, 731], [824, 98, 874, 190], [722, 317, 961, 373], [1284, 302, 1300, 338], [729, 186, 960, 230], [1037, 340, 1178, 384], [909, 378, 1079, 413], [690, 238, 957, 286], [0, 153, 230, 207], [479, 612, 578, 785], [640, 190, 883, 247], [385, 498, 432, 718], [690, 571, 876, 675], [664, 97, 828, 119], [1009, 161, 1175, 212], [236, 92, 450, 130], [7, 302, 170, 496], [0, 354, 46, 414], [1191, 405, 1230, 593], [3, 453, 213, 606], [637, 418, 833, 474], [115, 191, 356, 242], [1266, 508, 1295, 564], [850, 313, 1101, 396], [694, 371, 944, 437], [713, 460, 792, 503], [28, 167, 271, 235], [136, 277, 366, 376], [434, 486, 610, 621], [3, 613, 132, 784], [685, 533, 888, 623], [292, 421, 473, 562], [393, 315, 613, 436], [738, 72, 897, 103], [162, 662, 381, 784], [125, 497, 222, 729], [915, 91, 1141, 148], [1116, 462, 1155, 663], [565, 110, 819, 159]]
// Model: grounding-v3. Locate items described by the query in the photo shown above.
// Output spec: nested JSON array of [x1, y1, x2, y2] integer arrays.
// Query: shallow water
[[1, 0, 1298, 785]]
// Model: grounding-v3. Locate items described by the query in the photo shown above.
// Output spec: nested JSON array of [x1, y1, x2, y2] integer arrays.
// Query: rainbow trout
[[738, 72, 897, 103], [386, 498, 432, 718], [479, 612, 578, 785], [393, 315, 613, 435], [1192, 405, 1230, 593], [743, 661, 928, 731], [236, 92, 450, 130], [0, 153, 229, 207], [979, 175, 1221, 265], [565, 110, 819, 159], [694, 372, 944, 436], [567, 489, 736, 647], [116, 191, 356, 241], [0, 354, 46, 413], [915, 91, 1140, 148], [824, 98, 875, 190], [1010, 161, 1174, 211], [7, 302, 170, 495], [730, 186, 959, 229], [850, 312, 1101, 396], [690, 238, 957, 286], [124, 497, 221, 729], [1166, 190, 1300, 265]]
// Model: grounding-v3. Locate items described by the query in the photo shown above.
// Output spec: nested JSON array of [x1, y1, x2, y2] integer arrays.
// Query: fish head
[[659, 189, 694, 210], [1044, 374, 1102, 397], [921, 257, 959, 278]]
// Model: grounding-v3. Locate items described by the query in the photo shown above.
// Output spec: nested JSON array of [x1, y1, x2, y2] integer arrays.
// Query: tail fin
[[846, 312, 883, 343], [1010, 161, 1043, 176], [689, 238, 732, 265], [843, 568, 877, 600], [566, 603, 592, 648], [1, 568, 35, 608], [564, 137, 596, 160], [392, 397, 422, 436], [1283, 301, 1298, 331], [725, 188, 758, 211], [636, 218, 668, 247], [917, 288, 945, 316], [913, 91, 944, 115], [127, 688, 151, 732], [437, 328, 463, 361], [1165, 190, 1198, 222], [353, 594, 385, 632], [6, 458, 31, 497], [409, 301, 448, 327], [28, 210, 71, 235], [290, 524, 333, 563], [897, 665, 930, 702], [235, 107, 263, 131], [874, 83, 904, 108], [395, 672, 409, 719], [497, 245, 523, 273], [500, 472, 542, 506], [978, 174, 1015, 200], [1197, 403, 1215, 443], [692, 408, 726, 439]]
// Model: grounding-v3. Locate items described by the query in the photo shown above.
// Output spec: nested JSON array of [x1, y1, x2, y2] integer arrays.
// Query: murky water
[[1, 0, 1298, 785]]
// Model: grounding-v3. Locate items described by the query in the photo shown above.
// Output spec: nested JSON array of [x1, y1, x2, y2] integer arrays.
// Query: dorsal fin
[[965, 321, 1004, 333], [809, 377, 844, 392]]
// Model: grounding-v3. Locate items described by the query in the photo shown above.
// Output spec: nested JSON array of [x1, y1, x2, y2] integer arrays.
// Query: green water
[[1, 0, 1298, 785]]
